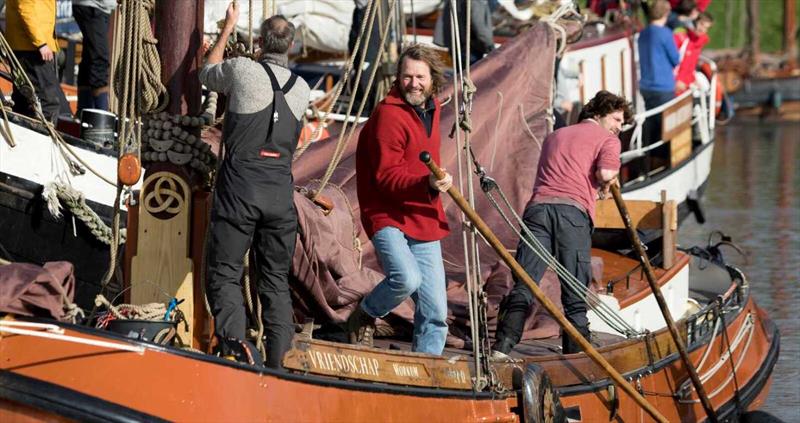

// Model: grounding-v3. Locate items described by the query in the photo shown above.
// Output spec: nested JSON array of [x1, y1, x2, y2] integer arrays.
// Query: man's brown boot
[[345, 305, 376, 347]]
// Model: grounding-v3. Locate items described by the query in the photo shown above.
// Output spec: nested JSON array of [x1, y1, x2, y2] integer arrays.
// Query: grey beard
[[403, 91, 428, 106]]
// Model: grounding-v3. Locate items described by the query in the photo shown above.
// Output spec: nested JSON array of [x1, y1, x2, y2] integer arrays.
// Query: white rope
[[0, 321, 145, 354], [483, 188, 639, 336], [678, 313, 755, 403]]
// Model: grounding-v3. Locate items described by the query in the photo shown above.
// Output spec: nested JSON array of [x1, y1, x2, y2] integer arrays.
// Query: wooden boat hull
[[0, 320, 519, 423], [0, 281, 778, 422], [546, 295, 778, 422]]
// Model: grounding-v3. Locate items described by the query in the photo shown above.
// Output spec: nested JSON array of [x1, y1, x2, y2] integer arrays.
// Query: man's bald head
[[260, 15, 295, 54]]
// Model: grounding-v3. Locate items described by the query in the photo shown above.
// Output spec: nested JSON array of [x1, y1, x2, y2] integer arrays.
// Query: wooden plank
[[661, 94, 693, 141], [662, 192, 676, 269], [130, 171, 194, 344], [283, 337, 473, 390], [579, 60, 586, 105], [670, 127, 693, 167], [620, 49, 627, 98], [594, 199, 663, 230], [600, 55, 607, 91]]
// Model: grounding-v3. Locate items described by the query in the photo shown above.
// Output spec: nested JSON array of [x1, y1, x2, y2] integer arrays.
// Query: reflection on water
[[679, 120, 800, 421]]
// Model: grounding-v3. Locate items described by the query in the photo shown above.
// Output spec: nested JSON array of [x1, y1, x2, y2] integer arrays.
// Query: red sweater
[[674, 28, 710, 91], [356, 88, 449, 241]]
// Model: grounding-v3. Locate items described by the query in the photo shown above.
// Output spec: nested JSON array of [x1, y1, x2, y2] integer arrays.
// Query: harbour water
[[679, 120, 800, 421]]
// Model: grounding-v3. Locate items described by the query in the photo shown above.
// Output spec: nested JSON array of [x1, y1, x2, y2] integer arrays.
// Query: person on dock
[[200, 2, 310, 369], [638, 0, 680, 144], [491, 91, 632, 357], [6, 0, 72, 123], [72, 0, 116, 112], [346, 44, 453, 355]]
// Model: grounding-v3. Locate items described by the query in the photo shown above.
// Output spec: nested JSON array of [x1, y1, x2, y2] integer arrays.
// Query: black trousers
[[11, 51, 71, 122], [206, 182, 297, 369], [73, 5, 111, 90], [494, 203, 593, 354]]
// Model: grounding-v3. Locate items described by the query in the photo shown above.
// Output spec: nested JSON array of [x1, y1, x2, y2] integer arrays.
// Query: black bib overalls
[[206, 63, 301, 369]]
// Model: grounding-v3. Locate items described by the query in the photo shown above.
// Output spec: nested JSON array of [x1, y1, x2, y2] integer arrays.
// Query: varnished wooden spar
[[609, 183, 718, 423], [419, 152, 669, 423]]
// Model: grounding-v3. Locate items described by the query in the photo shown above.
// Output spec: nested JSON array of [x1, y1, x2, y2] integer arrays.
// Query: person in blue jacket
[[637, 0, 680, 145]]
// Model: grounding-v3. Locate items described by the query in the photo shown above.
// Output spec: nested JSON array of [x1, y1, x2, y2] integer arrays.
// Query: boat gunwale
[[3, 108, 118, 158], [4, 316, 511, 400], [620, 137, 715, 193], [551, 272, 764, 395]]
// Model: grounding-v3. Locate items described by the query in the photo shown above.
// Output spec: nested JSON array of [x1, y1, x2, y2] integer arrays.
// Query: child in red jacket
[[674, 12, 714, 93]]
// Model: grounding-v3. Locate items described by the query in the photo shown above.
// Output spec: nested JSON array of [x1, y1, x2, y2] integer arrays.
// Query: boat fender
[[517, 364, 565, 423], [686, 190, 705, 224], [607, 384, 619, 420]]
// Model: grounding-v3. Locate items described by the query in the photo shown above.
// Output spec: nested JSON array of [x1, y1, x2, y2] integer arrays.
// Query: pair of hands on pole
[[429, 169, 453, 192]]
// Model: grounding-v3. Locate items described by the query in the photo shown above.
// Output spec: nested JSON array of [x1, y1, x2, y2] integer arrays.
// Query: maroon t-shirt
[[529, 119, 621, 222]]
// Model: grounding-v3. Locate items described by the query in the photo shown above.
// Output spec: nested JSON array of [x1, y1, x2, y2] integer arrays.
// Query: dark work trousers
[[640, 89, 675, 145], [11, 51, 71, 122], [206, 64, 301, 369], [493, 203, 593, 354], [73, 5, 111, 111]]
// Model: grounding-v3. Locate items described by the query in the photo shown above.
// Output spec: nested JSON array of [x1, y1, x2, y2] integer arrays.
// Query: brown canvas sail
[[289, 22, 581, 346]]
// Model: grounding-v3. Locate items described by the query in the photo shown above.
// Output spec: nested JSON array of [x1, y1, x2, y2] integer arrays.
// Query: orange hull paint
[[0, 290, 777, 422]]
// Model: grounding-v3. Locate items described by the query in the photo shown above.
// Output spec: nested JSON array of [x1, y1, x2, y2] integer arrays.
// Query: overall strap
[[259, 62, 298, 93]]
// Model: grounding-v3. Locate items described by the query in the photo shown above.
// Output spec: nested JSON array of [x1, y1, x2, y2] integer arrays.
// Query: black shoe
[[491, 337, 515, 355], [215, 337, 263, 365], [562, 328, 591, 355]]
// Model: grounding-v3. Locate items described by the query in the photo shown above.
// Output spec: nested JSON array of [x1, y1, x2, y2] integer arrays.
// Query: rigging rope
[[481, 182, 640, 336], [312, 0, 398, 199], [293, 0, 377, 162]]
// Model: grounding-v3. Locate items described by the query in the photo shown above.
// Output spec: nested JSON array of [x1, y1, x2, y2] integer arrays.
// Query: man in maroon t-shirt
[[493, 91, 632, 355], [345, 45, 454, 355]]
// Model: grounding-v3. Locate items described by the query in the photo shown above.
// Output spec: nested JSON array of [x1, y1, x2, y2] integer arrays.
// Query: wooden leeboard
[[670, 127, 693, 167], [283, 337, 474, 390], [130, 172, 194, 344], [661, 94, 693, 141], [594, 198, 663, 230]]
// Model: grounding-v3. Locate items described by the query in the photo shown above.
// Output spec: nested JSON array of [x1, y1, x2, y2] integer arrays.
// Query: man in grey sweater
[[200, 2, 310, 369]]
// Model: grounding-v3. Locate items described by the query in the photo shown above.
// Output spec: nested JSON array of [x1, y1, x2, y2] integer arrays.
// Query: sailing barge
[[0, 1, 778, 422]]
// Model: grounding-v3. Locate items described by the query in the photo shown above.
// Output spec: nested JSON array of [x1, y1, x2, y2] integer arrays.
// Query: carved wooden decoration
[[130, 171, 194, 344]]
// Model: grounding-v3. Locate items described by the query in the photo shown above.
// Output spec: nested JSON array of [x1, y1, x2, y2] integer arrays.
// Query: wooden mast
[[126, 0, 210, 350], [154, 2, 205, 116]]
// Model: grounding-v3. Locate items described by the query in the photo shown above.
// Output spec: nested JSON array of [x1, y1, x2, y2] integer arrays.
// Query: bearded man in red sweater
[[346, 44, 453, 355]]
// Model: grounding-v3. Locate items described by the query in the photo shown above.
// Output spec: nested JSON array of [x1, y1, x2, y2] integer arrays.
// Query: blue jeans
[[361, 226, 448, 355]]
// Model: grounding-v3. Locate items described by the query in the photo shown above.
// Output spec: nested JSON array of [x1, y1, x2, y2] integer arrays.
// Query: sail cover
[[291, 22, 576, 346]]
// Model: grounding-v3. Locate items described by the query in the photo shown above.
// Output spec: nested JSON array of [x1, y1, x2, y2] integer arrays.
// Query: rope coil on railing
[[42, 181, 127, 245]]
